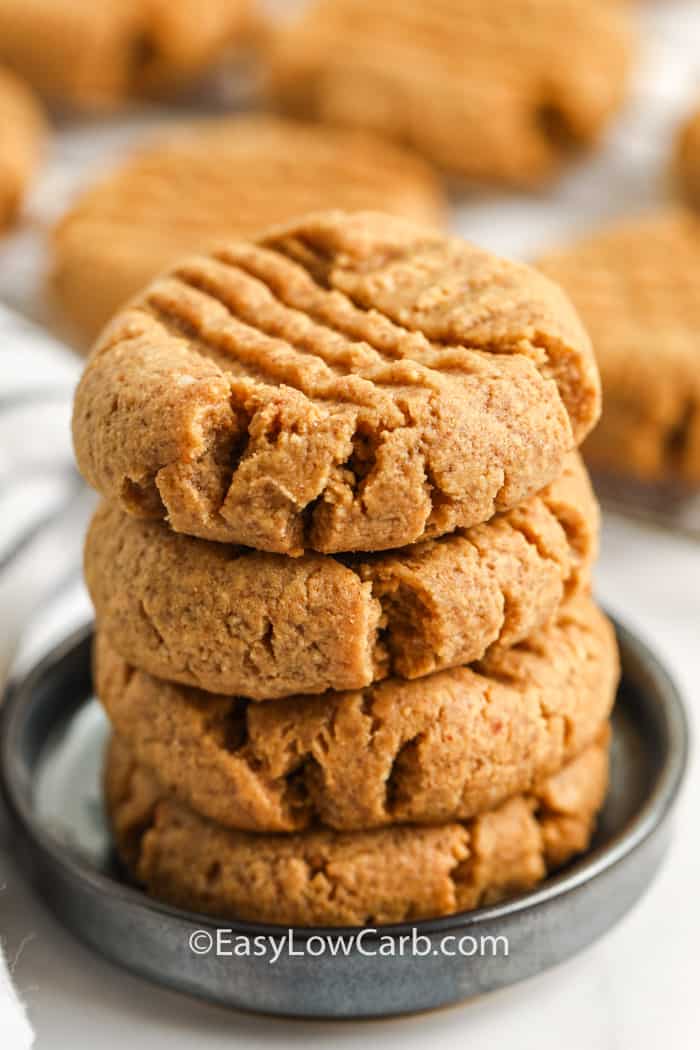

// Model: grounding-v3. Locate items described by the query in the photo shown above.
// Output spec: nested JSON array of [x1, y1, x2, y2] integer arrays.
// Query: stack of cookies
[[72, 210, 619, 926]]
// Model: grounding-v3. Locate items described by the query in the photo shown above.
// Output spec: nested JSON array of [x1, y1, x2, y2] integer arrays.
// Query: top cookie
[[73, 210, 600, 554], [0, 67, 44, 231], [539, 210, 700, 484], [50, 117, 446, 343], [0, 0, 252, 110], [265, 0, 633, 186]]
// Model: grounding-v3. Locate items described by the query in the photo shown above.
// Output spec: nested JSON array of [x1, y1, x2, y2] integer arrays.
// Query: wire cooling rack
[[592, 473, 700, 544]]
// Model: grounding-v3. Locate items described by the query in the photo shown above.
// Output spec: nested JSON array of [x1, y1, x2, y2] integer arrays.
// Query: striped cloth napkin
[[0, 305, 91, 1048]]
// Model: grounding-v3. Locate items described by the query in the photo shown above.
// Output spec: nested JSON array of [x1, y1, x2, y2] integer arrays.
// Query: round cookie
[[539, 210, 700, 484], [0, 0, 253, 111], [673, 105, 700, 209], [265, 0, 633, 186], [106, 728, 610, 926], [86, 452, 598, 699], [95, 596, 618, 833], [51, 118, 446, 344], [73, 210, 601, 555], [0, 67, 44, 230]]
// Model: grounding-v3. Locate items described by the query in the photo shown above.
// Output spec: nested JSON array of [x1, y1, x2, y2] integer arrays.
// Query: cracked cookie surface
[[95, 596, 618, 833], [0, 0, 253, 111], [539, 210, 700, 484], [51, 117, 446, 344], [106, 727, 610, 926], [0, 67, 44, 231], [86, 452, 598, 698], [265, 0, 633, 186], [73, 210, 600, 554]]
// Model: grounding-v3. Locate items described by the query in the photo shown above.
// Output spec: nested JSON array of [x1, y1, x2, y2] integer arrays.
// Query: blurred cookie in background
[[0, 67, 45, 231], [0, 0, 254, 111], [265, 0, 634, 187], [50, 116, 446, 344], [539, 210, 700, 486], [672, 103, 700, 208]]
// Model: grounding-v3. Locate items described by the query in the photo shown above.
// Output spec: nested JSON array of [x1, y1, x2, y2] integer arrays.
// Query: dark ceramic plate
[[0, 620, 688, 1019]]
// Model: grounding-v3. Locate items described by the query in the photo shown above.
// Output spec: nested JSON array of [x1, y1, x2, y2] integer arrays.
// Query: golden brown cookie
[[106, 727, 610, 926], [265, 0, 633, 186], [51, 117, 446, 344], [95, 596, 618, 833], [0, 0, 252, 111], [539, 209, 700, 484], [86, 452, 598, 699], [673, 106, 700, 208], [0, 67, 44, 231], [73, 210, 601, 555]]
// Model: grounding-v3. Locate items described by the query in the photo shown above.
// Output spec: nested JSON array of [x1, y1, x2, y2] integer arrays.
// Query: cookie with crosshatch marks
[[86, 452, 598, 698], [73, 211, 601, 555], [265, 0, 633, 186], [105, 728, 610, 926], [0, 67, 44, 230], [539, 209, 700, 484], [95, 596, 618, 833], [50, 116, 446, 344]]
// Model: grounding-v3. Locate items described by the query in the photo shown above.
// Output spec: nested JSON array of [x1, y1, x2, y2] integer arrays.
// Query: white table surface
[[1, 2, 700, 1046]]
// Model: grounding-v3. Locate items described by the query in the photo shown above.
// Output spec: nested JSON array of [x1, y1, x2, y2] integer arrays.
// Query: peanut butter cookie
[[0, 67, 44, 231], [265, 0, 633, 186], [105, 728, 610, 926], [86, 452, 598, 699], [51, 117, 446, 343], [539, 210, 700, 484], [95, 596, 618, 833], [73, 211, 601, 554], [673, 105, 700, 209], [0, 0, 252, 110]]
